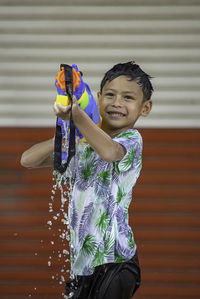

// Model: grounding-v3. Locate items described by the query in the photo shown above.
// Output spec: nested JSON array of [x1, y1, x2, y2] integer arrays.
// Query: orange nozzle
[[56, 67, 66, 91], [56, 67, 81, 92], [72, 68, 81, 92]]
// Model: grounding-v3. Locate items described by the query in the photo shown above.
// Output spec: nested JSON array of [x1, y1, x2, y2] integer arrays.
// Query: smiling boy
[[21, 61, 153, 299]]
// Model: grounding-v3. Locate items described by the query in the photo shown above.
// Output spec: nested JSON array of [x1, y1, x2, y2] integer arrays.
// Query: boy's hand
[[53, 101, 71, 120], [71, 95, 81, 115], [53, 96, 80, 121]]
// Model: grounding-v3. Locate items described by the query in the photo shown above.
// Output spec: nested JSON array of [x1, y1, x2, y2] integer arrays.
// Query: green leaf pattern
[[95, 211, 110, 235], [116, 186, 126, 204], [81, 234, 98, 256], [67, 129, 142, 276]]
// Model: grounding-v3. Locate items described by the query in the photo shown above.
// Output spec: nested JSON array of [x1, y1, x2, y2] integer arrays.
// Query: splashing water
[[46, 120, 79, 297]]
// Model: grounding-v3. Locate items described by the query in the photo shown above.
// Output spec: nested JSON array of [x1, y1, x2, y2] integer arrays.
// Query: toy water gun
[[54, 64, 101, 174]]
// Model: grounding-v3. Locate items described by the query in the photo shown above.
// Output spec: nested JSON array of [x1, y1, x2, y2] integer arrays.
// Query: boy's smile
[[98, 75, 152, 137]]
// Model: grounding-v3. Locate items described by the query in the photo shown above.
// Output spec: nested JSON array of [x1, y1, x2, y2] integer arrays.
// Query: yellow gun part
[[56, 94, 70, 107]]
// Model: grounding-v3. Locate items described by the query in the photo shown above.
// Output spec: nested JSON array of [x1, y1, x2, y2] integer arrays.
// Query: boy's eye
[[124, 95, 134, 100], [105, 93, 114, 97]]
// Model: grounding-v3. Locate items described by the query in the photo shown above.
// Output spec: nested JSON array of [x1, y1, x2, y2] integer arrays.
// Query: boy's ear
[[141, 100, 152, 117], [97, 91, 101, 106]]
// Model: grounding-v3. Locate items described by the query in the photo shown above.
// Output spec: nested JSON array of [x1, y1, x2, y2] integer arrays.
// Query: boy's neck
[[101, 123, 133, 138]]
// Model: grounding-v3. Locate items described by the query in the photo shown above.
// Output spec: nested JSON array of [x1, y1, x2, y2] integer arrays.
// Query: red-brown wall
[[0, 128, 200, 299]]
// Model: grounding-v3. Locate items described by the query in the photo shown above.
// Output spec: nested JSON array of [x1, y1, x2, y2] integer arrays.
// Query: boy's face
[[97, 75, 152, 136]]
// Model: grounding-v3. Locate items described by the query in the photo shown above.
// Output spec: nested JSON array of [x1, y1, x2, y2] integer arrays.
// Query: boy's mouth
[[107, 111, 126, 118]]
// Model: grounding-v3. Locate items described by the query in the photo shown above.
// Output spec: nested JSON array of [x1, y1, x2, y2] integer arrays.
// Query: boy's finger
[[65, 105, 72, 113], [57, 102, 65, 111], [57, 102, 71, 113], [72, 95, 77, 104], [53, 102, 59, 114]]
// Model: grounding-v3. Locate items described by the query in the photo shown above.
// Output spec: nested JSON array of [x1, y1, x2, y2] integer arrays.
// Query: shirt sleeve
[[113, 129, 143, 174]]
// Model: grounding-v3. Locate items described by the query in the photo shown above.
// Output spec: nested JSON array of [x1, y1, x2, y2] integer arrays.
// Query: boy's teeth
[[109, 112, 123, 116]]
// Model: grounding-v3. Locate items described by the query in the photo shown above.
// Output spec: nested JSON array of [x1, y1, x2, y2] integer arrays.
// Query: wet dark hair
[[100, 61, 153, 102]]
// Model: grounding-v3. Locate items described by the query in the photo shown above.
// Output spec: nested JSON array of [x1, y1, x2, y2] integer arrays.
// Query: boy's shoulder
[[113, 129, 142, 141], [113, 129, 143, 175]]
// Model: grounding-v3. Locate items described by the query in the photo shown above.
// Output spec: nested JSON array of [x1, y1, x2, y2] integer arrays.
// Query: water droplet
[[60, 233, 65, 239], [49, 168, 72, 280], [65, 259, 69, 263]]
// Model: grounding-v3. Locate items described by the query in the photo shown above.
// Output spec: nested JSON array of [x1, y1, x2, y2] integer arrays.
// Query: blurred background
[[0, 0, 200, 298]]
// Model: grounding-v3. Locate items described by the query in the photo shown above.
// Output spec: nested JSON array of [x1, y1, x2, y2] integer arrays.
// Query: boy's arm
[[54, 99, 126, 162], [20, 138, 54, 168]]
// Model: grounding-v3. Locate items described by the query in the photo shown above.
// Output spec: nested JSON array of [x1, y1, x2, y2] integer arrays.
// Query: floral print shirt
[[65, 129, 142, 276]]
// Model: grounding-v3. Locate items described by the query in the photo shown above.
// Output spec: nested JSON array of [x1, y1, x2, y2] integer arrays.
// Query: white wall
[[0, 0, 200, 127]]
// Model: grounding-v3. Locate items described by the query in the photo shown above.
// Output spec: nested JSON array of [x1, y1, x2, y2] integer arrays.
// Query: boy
[[21, 61, 153, 299]]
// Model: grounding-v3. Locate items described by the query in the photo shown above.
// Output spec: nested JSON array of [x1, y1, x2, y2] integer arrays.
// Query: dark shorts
[[65, 251, 141, 299]]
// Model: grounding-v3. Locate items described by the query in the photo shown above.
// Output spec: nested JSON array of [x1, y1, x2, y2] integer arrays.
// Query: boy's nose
[[112, 95, 123, 107]]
